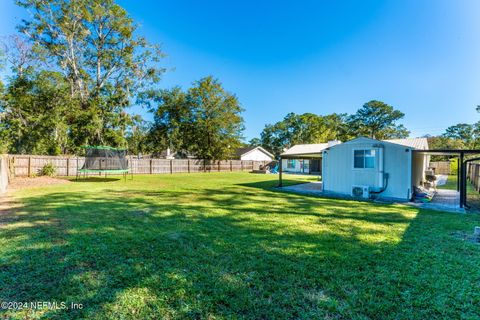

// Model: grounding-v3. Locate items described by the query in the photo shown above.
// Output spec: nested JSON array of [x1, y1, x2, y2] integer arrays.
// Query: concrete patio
[[280, 181, 323, 195], [411, 189, 464, 213], [279, 182, 465, 213]]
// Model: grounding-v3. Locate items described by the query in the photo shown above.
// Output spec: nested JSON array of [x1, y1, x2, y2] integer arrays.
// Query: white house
[[321, 137, 429, 201], [157, 148, 195, 159], [235, 146, 274, 161]]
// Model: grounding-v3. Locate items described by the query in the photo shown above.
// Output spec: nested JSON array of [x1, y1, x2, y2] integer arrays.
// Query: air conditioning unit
[[352, 185, 370, 199]]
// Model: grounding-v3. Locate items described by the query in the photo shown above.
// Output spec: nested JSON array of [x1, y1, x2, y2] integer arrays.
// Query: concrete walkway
[[432, 189, 460, 207], [410, 189, 464, 213], [280, 182, 323, 195]]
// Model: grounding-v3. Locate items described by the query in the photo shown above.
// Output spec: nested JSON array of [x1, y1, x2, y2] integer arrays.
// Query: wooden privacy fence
[[429, 161, 451, 175], [8, 155, 270, 177], [467, 163, 480, 192]]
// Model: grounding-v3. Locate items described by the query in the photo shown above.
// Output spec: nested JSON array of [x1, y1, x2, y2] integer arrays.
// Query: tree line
[[250, 100, 410, 156], [251, 103, 480, 157], [0, 0, 244, 159], [0, 0, 476, 159], [429, 118, 480, 150]]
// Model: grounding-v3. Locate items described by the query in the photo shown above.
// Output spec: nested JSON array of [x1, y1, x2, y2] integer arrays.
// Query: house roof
[[281, 137, 429, 158], [339, 137, 429, 150], [157, 149, 196, 158], [281, 143, 330, 158], [235, 146, 274, 158], [383, 138, 429, 150]]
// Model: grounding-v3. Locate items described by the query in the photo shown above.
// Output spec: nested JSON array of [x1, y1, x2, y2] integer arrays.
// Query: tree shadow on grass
[[0, 181, 480, 319]]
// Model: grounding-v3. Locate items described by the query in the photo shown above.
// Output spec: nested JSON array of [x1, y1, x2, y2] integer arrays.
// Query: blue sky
[[1, 0, 480, 141]]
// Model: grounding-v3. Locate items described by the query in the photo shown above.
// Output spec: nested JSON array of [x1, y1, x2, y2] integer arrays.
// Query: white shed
[[235, 146, 274, 161], [322, 137, 429, 201]]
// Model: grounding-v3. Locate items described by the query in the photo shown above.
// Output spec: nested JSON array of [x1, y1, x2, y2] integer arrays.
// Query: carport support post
[[278, 157, 283, 187], [27, 156, 31, 177], [460, 152, 465, 208], [457, 156, 461, 191]]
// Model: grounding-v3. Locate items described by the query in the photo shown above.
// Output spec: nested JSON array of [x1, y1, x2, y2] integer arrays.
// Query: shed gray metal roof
[[281, 137, 429, 158], [384, 138, 429, 150]]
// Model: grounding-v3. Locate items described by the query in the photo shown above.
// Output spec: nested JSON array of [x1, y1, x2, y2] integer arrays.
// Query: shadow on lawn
[[1, 179, 480, 319]]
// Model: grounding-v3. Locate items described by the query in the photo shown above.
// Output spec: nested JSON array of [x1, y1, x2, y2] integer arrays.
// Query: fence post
[[188, 159, 190, 173], [170, 159, 173, 174], [475, 164, 478, 191], [477, 164, 480, 192], [218, 161, 221, 172], [475, 164, 477, 187], [241, 161, 243, 171], [230, 160, 232, 172], [66, 157, 70, 176], [204, 159, 206, 172], [476, 163, 479, 192], [149, 159, 153, 174], [9, 156, 14, 179], [28, 156, 32, 177]]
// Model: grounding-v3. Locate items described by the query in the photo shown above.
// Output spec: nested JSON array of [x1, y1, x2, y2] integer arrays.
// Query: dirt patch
[[8, 176, 71, 191], [0, 195, 22, 227], [0, 177, 70, 226]]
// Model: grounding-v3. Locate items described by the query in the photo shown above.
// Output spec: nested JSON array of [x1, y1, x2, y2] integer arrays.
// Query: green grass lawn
[[437, 175, 458, 191], [1, 173, 480, 319]]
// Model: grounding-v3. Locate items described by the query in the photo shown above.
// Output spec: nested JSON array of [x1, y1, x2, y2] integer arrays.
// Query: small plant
[[40, 162, 56, 177]]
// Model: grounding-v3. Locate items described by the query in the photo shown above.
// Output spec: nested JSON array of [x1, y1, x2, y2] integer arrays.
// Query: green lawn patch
[[1, 173, 479, 319], [437, 175, 458, 190]]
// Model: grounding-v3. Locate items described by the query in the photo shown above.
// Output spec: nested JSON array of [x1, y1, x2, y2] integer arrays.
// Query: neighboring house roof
[[235, 146, 274, 158], [383, 138, 429, 150], [156, 149, 196, 159]]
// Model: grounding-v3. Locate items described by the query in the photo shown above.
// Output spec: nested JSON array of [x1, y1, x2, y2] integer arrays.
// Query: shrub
[[40, 162, 56, 177], [450, 158, 458, 175]]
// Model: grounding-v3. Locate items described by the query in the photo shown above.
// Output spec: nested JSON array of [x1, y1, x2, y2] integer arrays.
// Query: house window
[[287, 159, 296, 169], [301, 160, 309, 171], [354, 149, 376, 169]]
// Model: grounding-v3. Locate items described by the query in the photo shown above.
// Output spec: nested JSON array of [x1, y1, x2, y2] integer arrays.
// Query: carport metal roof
[[279, 152, 322, 159], [280, 143, 329, 159]]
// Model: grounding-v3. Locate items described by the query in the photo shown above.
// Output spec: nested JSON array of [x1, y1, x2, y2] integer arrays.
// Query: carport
[[278, 152, 322, 187], [413, 149, 480, 208]]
